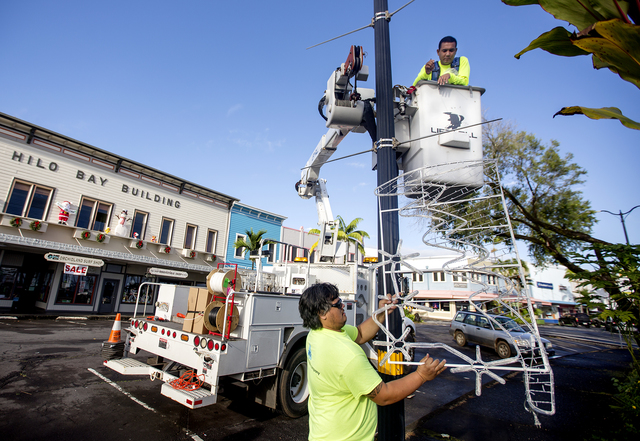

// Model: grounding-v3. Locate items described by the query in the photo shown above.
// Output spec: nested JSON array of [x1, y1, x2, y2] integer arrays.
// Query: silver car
[[449, 311, 555, 359]]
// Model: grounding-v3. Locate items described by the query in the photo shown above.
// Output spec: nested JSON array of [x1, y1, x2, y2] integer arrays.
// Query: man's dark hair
[[439, 36, 457, 49], [299, 283, 340, 330]]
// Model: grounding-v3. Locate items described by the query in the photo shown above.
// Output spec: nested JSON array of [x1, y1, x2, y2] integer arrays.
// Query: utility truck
[[104, 246, 390, 418]]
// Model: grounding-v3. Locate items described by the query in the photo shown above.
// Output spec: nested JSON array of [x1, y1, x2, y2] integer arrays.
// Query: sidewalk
[[405, 348, 633, 441], [0, 309, 125, 320]]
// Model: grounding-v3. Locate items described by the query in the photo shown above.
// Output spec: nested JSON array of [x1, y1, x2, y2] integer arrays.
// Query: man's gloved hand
[[406, 85, 416, 95]]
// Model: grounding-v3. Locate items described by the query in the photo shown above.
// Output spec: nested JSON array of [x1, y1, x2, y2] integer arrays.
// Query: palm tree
[[309, 216, 370, 262], [233, 228, 274, 269]]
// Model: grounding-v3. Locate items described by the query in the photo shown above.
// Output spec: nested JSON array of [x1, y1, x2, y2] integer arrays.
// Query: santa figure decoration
[[114, 210, 131, 237], [56, 201, 76, 225]]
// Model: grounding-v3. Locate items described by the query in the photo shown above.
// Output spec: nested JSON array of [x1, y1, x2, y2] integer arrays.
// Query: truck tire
[[278, 347, 309, 418]]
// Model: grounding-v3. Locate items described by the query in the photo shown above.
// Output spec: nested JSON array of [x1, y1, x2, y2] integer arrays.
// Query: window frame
[[4, 179, 54, 220], [159, 217, 175, 245], [75, 196, 114, 231], [130, 210, 149, 240], [184, 223, 198, 250], [412, 272, 424, 282], [205, 229, 218, 254], [234, 233, 247, 259], [432, 271, 446, 283]]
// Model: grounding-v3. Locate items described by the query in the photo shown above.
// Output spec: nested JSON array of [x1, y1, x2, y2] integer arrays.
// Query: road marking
[[57, 316, 88, 320], [88, 368, 157, 413], [0, 316, 18, 320], [89, 368, 205, 440]]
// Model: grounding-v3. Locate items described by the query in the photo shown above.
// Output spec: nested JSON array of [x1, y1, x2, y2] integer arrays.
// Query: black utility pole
[[373, 1, 403, 440]]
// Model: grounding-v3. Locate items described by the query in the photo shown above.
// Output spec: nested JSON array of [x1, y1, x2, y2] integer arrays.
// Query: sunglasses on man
[[330, 298, 344, 309]]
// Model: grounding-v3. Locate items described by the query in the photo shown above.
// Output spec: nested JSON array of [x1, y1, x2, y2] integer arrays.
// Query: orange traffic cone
[[102, 313, 125, 361], [107, 313, 122, 343]]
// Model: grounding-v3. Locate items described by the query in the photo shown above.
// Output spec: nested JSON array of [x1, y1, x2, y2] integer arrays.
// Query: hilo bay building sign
[[11, 150, 182, 210]]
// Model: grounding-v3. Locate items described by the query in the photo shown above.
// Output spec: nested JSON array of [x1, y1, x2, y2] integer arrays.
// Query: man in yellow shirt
[[409, 36, 469, 91], [299, 283, 446, 441]]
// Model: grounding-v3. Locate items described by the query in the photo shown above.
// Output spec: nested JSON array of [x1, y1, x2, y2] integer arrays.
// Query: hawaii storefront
[[0, 112, 237, 313]]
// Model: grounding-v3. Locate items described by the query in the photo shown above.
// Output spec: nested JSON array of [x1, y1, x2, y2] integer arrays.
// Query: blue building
[[225, 203, 286, 269]]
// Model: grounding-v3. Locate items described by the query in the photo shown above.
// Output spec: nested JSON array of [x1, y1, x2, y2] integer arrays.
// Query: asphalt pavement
[[1, 310, 635, 440]]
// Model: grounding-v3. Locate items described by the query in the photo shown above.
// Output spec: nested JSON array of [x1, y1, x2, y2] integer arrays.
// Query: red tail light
[[207, 340, 214, 351], [221, 344, 226, 351], [194, 336, 200, 347], [143, 322, 148, 331]]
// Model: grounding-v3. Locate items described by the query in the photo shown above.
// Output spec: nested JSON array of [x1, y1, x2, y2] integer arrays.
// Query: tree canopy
[[233, 228, 274, 269], [503, 0, 640, 129], [309, 215, 370, 260]]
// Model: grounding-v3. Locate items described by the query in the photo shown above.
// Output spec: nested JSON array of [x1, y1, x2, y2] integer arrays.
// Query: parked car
[[605, 317, 638, 332], [589, 315, 605, 328], [449, 311, 555, 359], [559, 313, 591, 327]]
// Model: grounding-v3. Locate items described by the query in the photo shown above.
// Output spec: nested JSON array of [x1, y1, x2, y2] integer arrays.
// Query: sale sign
[[64, 264, 88, 276]]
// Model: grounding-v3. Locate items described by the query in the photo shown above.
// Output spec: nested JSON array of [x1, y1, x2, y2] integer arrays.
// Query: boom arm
[[295, 46, 375, 262]]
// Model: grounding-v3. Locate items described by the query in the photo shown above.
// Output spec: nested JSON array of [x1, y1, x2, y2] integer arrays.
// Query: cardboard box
[[182, 287, 213, 334]]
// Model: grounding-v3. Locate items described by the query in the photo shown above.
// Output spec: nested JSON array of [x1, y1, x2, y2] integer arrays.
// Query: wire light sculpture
[[372, 159, 555, 426]]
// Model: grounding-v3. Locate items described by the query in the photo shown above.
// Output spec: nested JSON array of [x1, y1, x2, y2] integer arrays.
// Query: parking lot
[[0, 317, 632, 440]]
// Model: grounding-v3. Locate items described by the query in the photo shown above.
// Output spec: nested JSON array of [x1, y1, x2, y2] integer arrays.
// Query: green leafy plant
[[503, 0, 640, 129]]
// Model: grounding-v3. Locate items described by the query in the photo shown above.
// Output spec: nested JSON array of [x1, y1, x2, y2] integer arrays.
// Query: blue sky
[[1, 0, 638, 256]]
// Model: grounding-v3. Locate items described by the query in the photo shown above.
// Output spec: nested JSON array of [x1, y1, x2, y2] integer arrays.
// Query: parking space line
[[88, 368, 157, 413], [88, 368, 205, 441]]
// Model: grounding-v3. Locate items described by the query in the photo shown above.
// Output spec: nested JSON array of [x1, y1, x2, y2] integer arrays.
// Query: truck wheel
[[278, 347, 309, 418], [496, 340, 512, 359]]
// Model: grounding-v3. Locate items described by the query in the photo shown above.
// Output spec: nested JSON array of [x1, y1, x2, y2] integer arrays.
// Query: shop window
[[76, 197, 113, 231], [234, 234, 247, 258], [488, 275, 498, 285], [56, 273, 98, 304], [120, 275, 157, 304], [131, 210, 148, 239], [412, 273, 424, 282], [159, 218, 174, 245], [184, 224, 197, 250], [0, 267, 20, 300], [4, 180, 54, 220], [205, 229, 218, 254], [31, 271, 54, 303], [432, 272, 446, 282]]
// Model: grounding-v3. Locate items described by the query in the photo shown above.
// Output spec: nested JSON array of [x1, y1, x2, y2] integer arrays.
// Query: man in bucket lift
[[299, 283, 446, 441], [407, 36, 469, 93]]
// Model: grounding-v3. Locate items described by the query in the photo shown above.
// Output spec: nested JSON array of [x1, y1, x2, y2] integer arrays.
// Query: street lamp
[[599, 205, 640, 245]]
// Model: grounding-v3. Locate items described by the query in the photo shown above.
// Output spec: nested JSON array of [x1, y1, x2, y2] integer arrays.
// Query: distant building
[[395, 255, 580, 323], [225, 202, 286, 269]]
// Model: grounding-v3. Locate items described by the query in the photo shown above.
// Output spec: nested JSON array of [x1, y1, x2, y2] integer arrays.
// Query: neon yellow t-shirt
[[306, 325, 382, 441], [412, 56, 470, 86]]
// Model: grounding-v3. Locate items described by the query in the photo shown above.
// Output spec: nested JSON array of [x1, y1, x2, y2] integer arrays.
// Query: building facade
[[225, 202, 286, 269], [0, 113, 238, 314], [400, 256, 580, 323]]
